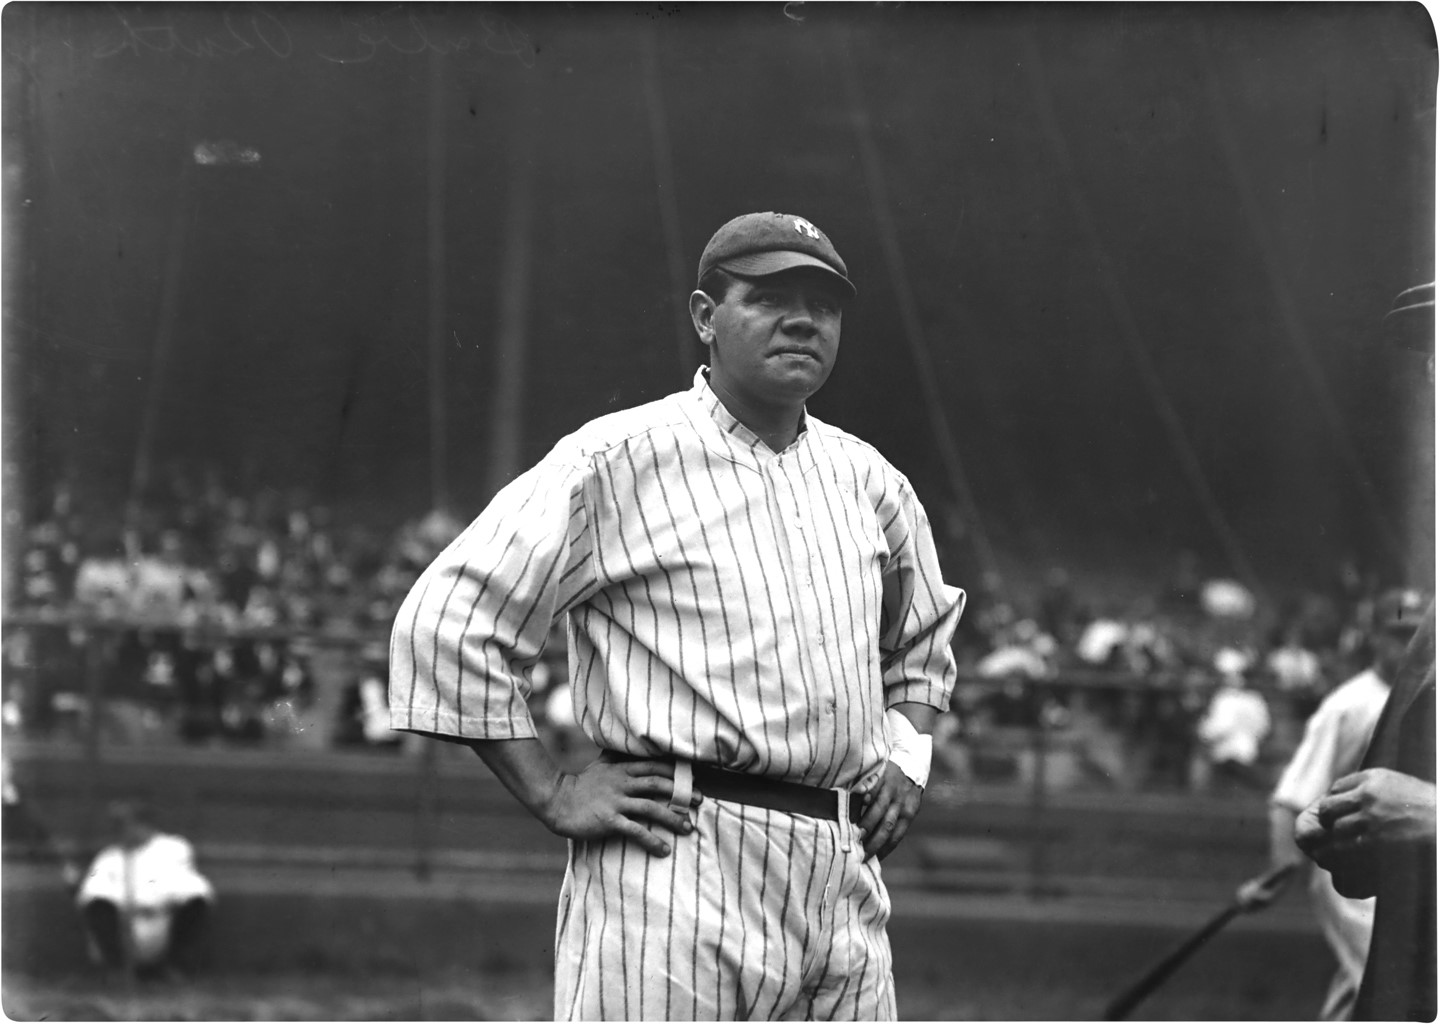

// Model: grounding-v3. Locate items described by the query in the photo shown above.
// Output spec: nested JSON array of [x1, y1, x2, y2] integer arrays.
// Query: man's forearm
[[467, 736, 697, 856], [891, 701, 940, 735], [1268, 804, 1305, 870], [468, 737, 566, 831]]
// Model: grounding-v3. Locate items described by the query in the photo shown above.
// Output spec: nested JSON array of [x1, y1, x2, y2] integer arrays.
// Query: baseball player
[[75, 799, 215, 977], [1236, 588, 1424, 1020], [1299, 600, 1435, 1021], [1296, 284, 1437, 1022], [391, 211, 966, 1021]]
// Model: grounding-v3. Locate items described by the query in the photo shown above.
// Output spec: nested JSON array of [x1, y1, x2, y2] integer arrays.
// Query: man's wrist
[[535, 771, 573, 834], [886, 707, 933, 789], [468, 737, 571, 831]]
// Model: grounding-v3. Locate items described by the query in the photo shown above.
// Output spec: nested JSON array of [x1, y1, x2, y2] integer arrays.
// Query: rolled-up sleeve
[[389, 449, 597, 740], [877, 477, 965, 711]]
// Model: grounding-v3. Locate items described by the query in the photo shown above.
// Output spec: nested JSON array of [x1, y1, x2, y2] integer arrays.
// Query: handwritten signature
[[94, 7, 295, 59], [319, 8, 537, 67], [90, 5, 537, 67]]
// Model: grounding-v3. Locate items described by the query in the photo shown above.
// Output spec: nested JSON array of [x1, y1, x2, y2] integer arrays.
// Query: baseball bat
[[1102, 863, 1296, 1021]]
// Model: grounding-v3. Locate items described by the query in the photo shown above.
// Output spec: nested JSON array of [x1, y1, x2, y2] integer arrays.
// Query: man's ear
[[689, 290, 717, 345]]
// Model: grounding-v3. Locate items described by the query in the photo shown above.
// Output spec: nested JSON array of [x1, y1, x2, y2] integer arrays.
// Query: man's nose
[[780, 306, 819, 335]]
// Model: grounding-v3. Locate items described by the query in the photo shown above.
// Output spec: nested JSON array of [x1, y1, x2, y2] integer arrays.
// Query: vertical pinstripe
[[390, 368, 964, 788], [553, 798, 897, 1021], [391, 367, 963, 1021]]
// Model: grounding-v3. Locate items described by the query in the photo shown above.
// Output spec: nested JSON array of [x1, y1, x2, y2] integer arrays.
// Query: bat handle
[[1103, 863, 1299, 1021], [1257, 862, 1298, 888]]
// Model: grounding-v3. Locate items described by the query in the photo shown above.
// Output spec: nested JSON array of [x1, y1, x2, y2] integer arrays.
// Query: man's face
[[696, 268, 845, 410], [1373, 629, 1415, 680]]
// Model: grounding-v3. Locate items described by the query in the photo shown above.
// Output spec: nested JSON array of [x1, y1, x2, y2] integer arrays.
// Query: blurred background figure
[[1194, 647, 1271, 791], [1236, 587, 1428, 1020], [74, 800, 215, 980], [336, 642, 406, 751], [2, 755, 81, 888], [1200, 578, 1258, 622], [975, 618, 1058, 682]]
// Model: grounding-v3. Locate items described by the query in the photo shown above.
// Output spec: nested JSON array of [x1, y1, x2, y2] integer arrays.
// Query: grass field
[[3, 969, 551, 1022], [4, 933, 1329, 1023], [5, 744, 1329, 1021], [1, 966, 1314, 1022]]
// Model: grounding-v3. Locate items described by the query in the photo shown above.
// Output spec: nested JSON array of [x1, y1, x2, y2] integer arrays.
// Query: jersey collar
[[689, 367, 810, 460]]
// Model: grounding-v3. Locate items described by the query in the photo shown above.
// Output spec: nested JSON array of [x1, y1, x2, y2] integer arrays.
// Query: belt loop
[[669, 760, 694, 814], [837, 789, 852, 853]]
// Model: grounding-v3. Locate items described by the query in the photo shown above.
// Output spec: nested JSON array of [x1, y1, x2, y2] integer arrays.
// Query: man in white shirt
[[1196, 648, 1271, 790], [75, 800, 214, 977]]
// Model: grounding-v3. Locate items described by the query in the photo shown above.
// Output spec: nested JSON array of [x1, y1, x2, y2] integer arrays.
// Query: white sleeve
[[1271, 700, 1343, 811]]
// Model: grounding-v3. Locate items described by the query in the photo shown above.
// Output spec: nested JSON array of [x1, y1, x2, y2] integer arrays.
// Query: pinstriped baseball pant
[[553, 796, 896, 1022]]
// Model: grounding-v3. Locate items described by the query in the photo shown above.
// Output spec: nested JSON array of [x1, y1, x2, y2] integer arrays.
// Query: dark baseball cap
[[697, 212, 855, 297], [1375, 587, 1429, 635], [1382, 282, 1434, 353]]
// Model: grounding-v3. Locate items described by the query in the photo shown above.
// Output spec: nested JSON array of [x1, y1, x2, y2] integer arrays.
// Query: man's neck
[[707, 374, 804, 453]]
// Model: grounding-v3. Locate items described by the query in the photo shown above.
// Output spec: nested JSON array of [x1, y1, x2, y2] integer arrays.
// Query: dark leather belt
[[608, 752, 863, 824]]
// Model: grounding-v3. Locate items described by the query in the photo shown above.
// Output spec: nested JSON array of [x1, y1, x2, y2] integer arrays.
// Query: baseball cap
[[1382, 282, 1434, 353], [697, 212, 856, 297], [1375, 587, 1429, 635]]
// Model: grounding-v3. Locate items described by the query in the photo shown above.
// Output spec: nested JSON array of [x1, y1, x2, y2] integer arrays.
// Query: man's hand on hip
[[542, 756, 703, 858], [857, 761, 923, 861], [469, 738, 701, 859]]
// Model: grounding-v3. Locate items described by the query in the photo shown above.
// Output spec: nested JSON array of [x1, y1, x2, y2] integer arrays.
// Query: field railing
[[3, 610, 1278, 898]]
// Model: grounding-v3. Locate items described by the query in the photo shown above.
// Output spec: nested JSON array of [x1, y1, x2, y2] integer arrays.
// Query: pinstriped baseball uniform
[[391, 367, 964, 1020]]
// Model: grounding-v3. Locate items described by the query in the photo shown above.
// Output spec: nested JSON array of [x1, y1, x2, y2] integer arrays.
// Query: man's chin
[[765, 374, 827, 404]]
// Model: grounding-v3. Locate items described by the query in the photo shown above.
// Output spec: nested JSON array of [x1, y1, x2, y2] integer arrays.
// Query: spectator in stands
[[1195, 647, 1271, 791], [1264, 623, 1326, 752], [961, 570, 1017, 664], [20, 547, 62, 608], [175, 629, 223, 742], [1200, 578, 1257, 622], [1266, 624, 1323, 699], [1075, 605, 1131, 670], [72, 529, 132, 617], [129, 530, 192, 621], [75, 800, 214, 979], [1143, 666, 1209, 790], [337, 642, 404, 751], [259, 640, 317, 744], [975, 619, 1057, 681]]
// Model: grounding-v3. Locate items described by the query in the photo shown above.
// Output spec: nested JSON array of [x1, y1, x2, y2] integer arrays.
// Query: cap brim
[[718, 252, 856, 297], [1383, 283, 1435, 353]]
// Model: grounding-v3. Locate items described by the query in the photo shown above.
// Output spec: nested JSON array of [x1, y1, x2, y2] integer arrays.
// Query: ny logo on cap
[[792, 217, 821, 240]]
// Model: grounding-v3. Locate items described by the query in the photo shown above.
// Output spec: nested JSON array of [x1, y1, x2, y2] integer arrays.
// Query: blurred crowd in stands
[[13, 468, 459, 635], [940, 556, 1423, 793], [3, 466, 1428, 795], [5, 466, 461, 750]]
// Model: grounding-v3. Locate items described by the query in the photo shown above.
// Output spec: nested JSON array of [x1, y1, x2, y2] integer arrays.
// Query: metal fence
[[2, 611, 1294, 897]]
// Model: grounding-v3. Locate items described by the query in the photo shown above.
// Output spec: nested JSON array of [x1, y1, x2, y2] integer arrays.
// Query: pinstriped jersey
[[390, 368, 965, 790]]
